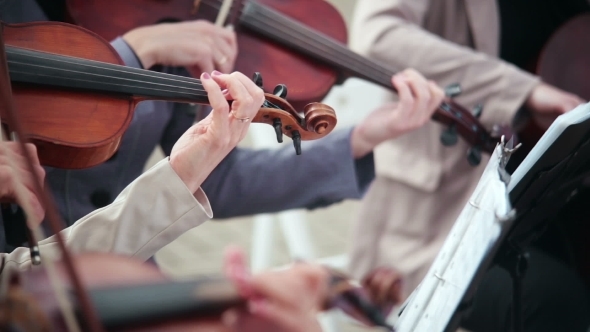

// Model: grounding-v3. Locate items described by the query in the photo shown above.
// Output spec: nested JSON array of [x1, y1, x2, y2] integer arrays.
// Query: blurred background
[[146, 0, 395, 330]]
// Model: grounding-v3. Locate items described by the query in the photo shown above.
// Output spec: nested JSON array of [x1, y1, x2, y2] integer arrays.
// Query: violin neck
[[5, 46, 211, 104], [239, 2, 396, 89], [83, 278, 244, 329]]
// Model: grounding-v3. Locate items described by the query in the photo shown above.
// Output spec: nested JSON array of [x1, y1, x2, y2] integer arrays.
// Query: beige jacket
[[1, 158, 213, 275], [351, 0, 541, 191], [348, 0, 541, 296]]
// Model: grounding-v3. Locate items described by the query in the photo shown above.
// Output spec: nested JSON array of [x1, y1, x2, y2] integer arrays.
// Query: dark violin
[[66, 0, 511, 165], [1, 253, 401, 331], [1, 21, 337, 169]]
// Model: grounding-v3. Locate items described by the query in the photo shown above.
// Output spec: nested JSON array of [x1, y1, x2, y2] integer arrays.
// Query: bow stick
[[0, 24, 104, 332]]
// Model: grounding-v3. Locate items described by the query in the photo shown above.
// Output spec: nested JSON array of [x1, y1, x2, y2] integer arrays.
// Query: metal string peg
[[252, 72, 264, 88], [467, 146, 482, 166], [292, 130, 302, 155], [273, 118, 283, 143], [440, 123, 458, 146], [273, 84, 288, 99], [444, 83, 462, 98], [472, 103, 483, 118]]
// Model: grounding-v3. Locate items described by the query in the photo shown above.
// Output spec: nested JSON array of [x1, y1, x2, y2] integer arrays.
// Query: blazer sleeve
[[0, 159, 213, 275], [350, 0, 541, 129], [202, 128, 375, 219]]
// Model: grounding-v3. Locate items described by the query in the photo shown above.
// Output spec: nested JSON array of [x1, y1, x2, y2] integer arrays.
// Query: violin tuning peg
[[273, 118, 283, 143], [444, 83, 462, 98], [292, 130, 302, 155], [467, 146, 482, 166], [440, 124, 458, 146], [252, 72, 264, 89], [472, 103, 483, 118], [273, 84, 288, 99]]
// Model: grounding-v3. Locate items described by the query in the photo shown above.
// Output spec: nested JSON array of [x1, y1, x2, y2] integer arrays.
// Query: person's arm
[[350, 0, 539, 129], [202, 128, 375, 219], [1, 71, 266, 275], [111, 37, 144, 69], [1, 158, 213, 273], [204, 69, 443, 219]]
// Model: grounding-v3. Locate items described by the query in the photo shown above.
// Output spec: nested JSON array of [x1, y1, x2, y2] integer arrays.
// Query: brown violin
[[1, 21, 337, 169], [66, 0, 512, 165], [1, 252, 401, 331]]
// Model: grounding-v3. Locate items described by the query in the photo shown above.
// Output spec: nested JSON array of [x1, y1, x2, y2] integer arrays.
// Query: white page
[[396, 102, 590, 332]]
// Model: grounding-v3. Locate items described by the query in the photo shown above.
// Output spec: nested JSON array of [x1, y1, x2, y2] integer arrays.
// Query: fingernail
[[202, 72, 211, 80], [221, 89, 229, 94], [212, 70, 222, 76]]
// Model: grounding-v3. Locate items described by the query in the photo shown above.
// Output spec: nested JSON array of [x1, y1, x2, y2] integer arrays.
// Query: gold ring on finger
[[230, 110, 250, 123]]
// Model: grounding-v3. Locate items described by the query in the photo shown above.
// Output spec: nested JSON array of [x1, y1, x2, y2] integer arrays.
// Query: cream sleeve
[[1, 158, 213, 274]]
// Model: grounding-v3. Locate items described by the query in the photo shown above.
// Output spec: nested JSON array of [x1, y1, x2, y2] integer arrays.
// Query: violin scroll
[[251, 72, 337, 155]]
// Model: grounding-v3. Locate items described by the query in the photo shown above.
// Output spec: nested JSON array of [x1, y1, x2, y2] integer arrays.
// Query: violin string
[[200, 0, 397, 88], [9, 47, 282, 107], [247, 4, 488, 129], [200, 0, 395, 80], [10, 62, 207, 96], [243, 5, 397, 86], [8, 48, 210, 94], [199, 0, 482, 130]]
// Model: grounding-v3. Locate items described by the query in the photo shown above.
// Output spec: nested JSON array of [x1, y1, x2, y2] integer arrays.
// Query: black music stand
[[444, 104, 590, 332], [394, 103, 590, 332]]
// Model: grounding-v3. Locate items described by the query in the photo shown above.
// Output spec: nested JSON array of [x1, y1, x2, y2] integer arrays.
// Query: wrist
[[350, 126, 376, 159], [122, 27, 156, 69], [169, 148, 227, 194]]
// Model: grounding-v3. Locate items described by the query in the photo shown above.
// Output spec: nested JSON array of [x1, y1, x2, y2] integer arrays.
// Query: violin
[[0, 20, 337, 169], [0, 21, 399, 332], [65, 0, 512, 166], [1, 252, 402, 331]]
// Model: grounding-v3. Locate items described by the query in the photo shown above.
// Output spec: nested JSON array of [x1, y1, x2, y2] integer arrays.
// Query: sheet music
[[395, 145, 511, 332], [395, 103, 590, 332]]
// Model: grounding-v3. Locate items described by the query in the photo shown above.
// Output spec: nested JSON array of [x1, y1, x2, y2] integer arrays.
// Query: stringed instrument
[[0, 20, 400, 331], [65, 0, 510, 166], [2, 252, 401, 331], [1, 20, 337, 169]]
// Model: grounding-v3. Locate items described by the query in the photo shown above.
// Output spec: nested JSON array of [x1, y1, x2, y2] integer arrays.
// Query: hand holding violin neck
[[2, 21, 337, 164]]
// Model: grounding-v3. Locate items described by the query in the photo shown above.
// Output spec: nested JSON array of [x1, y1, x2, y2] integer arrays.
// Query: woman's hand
[[222, 247, 327, 332], [169, 71, 264, 193], [0, 142, 45, 227], [123, 20, 237, 73], [524, 82, 585, 129], [350, 68, 445, 158]]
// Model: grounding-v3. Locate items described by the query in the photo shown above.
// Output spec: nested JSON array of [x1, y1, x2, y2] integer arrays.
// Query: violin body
[[2, 253, 243, 331], [1, 252, 402, 331], [1, 20, 337, 169], [2, 22, 134, 169], [65, 0, 506, 161], [66, 0, 346, 111]]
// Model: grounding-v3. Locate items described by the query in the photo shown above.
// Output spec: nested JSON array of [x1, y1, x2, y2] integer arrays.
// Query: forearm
[[350, 1, 541, 128], [1, 159, 212, 274], [203, 128, 375, 219]]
